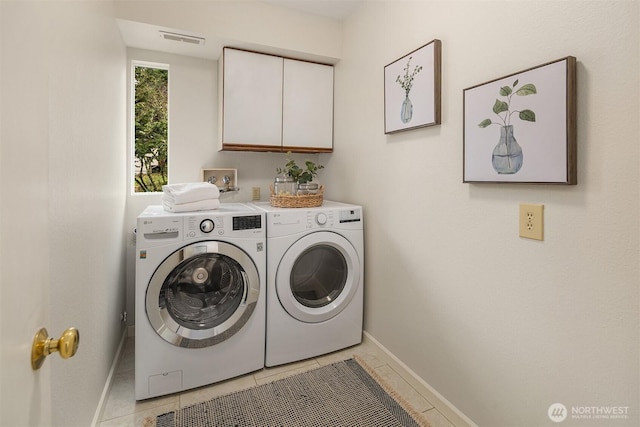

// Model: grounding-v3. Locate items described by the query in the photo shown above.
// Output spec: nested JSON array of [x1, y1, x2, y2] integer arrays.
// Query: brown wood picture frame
[[463, 57, 577, 184]]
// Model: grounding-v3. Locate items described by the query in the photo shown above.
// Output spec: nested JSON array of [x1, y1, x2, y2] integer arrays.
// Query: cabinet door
[[222, 48, 283, 150], [282, 59, 333, 152]]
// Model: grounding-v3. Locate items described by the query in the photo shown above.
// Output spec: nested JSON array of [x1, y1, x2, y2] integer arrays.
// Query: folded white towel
[[162, 182, 220, 205], [162, 198, 221, 213]]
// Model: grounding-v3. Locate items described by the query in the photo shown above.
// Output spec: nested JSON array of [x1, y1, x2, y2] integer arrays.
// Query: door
[[1, 2, 52, 425], [146, 241, 260, 348], [275, 232, 361, 323]]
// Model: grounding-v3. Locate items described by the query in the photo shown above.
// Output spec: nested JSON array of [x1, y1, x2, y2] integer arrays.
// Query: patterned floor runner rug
[[143, 356, 431, 427]]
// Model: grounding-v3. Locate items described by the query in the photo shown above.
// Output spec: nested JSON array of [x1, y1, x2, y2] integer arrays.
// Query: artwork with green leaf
[[463, 57, 577, 184]]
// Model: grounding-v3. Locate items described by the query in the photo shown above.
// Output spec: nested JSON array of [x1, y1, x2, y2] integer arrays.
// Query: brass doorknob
[[31, 327, 80, 370]]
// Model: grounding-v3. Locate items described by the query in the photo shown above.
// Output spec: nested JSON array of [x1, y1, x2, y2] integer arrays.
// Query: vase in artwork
[[492, 125, 523, 174], [400, 94, 413, 123]]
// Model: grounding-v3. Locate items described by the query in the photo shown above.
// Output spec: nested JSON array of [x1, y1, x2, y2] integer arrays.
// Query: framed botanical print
[[463, 57, 577, 184], [384, 40, 442, 134]]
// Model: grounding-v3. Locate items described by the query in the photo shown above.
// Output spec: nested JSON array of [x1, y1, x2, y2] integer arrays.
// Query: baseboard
[[90, 328, 128, 427], [362, 331, 477, 427]]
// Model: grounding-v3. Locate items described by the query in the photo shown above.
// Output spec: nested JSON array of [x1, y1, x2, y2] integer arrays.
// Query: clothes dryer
[[135, 204, 265, 400], [252, 201, 364, 367]]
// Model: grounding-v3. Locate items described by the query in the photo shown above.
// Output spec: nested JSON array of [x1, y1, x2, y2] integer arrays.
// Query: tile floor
[[97, 337, 457, 427]]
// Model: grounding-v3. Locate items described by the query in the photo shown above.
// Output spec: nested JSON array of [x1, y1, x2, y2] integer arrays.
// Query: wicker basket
[[270, 185, 324, 208]]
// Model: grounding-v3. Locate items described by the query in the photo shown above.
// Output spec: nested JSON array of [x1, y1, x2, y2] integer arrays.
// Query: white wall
[[1, 1, 128, 426], [322, 1, 639, 426]]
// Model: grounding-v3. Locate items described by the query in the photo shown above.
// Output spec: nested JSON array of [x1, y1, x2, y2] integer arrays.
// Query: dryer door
[[276, 231, 360, 323], [146, 241, 259, 348]]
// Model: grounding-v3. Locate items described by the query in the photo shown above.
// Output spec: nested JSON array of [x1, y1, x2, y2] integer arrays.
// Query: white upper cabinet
[[220, 48, 333, 153], [221, 48, 283, 150], [282, 59, 334, 152]]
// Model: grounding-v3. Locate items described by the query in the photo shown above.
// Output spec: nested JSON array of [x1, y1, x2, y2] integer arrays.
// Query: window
[[133, 62, 169, 193]]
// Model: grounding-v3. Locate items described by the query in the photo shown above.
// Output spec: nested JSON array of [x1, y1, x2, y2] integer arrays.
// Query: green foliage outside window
[[134, 66, 168, 192]]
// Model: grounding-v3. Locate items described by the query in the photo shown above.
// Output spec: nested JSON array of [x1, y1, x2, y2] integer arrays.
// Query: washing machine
[[135, 203, 265, 400], [251, 200, 364, 367]]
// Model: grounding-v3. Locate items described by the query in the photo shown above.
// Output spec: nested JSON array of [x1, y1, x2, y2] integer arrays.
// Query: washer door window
[[276, 232, 360, 323], [146, 241, 259, 348]]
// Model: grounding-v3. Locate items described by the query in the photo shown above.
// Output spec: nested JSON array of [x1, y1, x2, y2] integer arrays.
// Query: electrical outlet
[[519, 204, 544, 240], [252, 187, 260, 201]]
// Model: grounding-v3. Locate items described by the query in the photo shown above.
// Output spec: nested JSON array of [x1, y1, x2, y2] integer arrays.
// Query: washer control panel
[[185, 215, 224, 238], [137, 205, 265, 244], [184, 214, 264, 239]]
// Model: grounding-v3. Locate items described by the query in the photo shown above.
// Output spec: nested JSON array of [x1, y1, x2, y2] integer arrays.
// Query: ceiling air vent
[[159, 31, 205, 45]]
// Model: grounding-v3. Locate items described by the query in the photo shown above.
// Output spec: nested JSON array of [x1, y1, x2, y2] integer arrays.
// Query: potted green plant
[[276, 152, 324, 185], [274, 152, 324, 196]]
